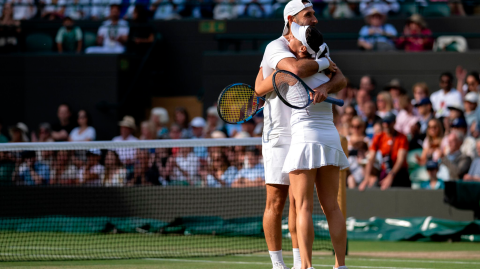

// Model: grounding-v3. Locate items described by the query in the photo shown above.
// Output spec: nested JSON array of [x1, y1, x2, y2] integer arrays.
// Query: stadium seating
[[25, 33, 53, 52]]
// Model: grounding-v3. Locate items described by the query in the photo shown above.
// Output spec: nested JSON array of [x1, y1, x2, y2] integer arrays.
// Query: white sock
[[293, 248, 301, 269], [269, 250, 286, 267]]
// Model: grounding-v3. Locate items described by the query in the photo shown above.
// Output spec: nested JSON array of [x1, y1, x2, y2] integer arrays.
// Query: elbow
[[289, 66, 302, 77]]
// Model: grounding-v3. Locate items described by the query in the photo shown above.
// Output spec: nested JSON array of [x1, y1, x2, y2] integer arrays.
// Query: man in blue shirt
[[17, 151, 50, 185]]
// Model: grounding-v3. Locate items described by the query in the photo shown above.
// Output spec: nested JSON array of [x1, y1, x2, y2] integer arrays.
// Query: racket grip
[[325, 97, 344, 107]]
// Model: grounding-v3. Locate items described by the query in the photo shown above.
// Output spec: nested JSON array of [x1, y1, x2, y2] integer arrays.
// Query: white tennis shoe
[[272, 262, 290, 269]]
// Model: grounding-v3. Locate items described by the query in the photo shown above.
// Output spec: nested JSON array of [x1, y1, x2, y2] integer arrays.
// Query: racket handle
[[325, 97, 344, 107]]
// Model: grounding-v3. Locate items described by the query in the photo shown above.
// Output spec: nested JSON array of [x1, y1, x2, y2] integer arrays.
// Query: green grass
[[349, 240, 480, 252]]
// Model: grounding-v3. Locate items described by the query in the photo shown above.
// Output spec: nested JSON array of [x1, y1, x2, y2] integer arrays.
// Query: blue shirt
[[359, 24, 397, 45], [468, 158, 480, 177], [206, 166, 238, 187], [235, 163, 265, 181], [19, 162, 50, 185]]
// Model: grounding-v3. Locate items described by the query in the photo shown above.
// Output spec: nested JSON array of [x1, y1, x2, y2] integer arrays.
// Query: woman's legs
[[315, 165, 346, 268], [289, 169, 316, 269]]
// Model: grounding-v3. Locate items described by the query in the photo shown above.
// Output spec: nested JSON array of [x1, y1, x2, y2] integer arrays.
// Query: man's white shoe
[[272, 262, 289, 269]]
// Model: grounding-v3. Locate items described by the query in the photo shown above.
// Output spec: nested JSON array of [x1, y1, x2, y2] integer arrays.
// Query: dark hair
[[468, 71, 480, 84], [305, 26, 324, 57], [175, 107, 190, 129], [78, 109, 92, 126], [63, 16, 73, 22], [110, 4, 121, 10], [133, 5, 149, 23], [439, 72, 453, 82]]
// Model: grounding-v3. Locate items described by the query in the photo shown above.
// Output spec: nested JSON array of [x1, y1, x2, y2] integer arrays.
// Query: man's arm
[[276, 57, 321, 78]]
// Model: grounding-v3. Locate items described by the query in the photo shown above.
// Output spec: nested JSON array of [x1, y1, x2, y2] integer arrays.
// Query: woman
[[50, 150, 79, 185], [376, 91, 396, 118], [257, 22, 348, 269], [150, 107, 169, 139], [338, 105, 357, 137], [395, 14, 433, 52], [103, 150, 127, 186], [9, 122, 29, 143], [394, 95, 419, 136], [416, 118, 445, 165], [174, 107, 191, 138], [412, 82, 429, 104], [31, 123, 54, 142], [201, 151, 237, 187], [347, 116, 369, 150], [0, 3, 21, 53], [69, 110, 95, 141], [139, 120, 156, 140]]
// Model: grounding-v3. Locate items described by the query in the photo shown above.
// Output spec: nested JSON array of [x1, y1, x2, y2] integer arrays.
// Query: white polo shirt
[[430, 88, 462, 118], [260, 36, 294, 141]]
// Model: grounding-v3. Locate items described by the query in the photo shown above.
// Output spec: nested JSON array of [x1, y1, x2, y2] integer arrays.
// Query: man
[[414, 97, 434, 135], [51, 104, 76, 142], [86, 5, 129, 54], [430, 72, 462, 119], [463, 139, 480, 182], [354, 89, 371, 118], [360, 113, 410, 191], [363, 100, 381, 140], [56, 17, 83, 53], [440, 131, 472, 180], [449, 118, 476, 159], [359, 75, 376, 99], [255, 0, 347, 268], [231, 147, 265, 188], [190, 117, 208, 159], [15, 151, 50, 185]]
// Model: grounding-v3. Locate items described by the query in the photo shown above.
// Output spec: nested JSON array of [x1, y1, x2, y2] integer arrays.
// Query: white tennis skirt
[[282, 121, 349, 173]]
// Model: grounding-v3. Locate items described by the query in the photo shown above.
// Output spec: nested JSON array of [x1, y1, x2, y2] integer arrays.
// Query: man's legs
[[264, 184, 289, 268]]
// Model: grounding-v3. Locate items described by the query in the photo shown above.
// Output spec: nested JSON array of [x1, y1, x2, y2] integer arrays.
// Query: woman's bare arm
[[254, 68, 275, 96]]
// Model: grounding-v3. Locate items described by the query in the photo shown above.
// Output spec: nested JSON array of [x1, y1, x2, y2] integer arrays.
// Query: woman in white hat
[[150, 107, 169, 139], [9, 122, 29, 143]]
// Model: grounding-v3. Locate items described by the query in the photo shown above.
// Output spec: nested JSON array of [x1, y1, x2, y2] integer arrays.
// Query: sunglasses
[[440, 80, 451, 84], [350, 125, 361, 129]]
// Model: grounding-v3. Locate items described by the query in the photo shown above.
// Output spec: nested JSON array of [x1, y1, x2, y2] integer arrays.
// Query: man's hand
[[327, 58, 337, 73], [312, 84, 328, 104], [380, 173, 394, 190], [456, 65, 467, 82]]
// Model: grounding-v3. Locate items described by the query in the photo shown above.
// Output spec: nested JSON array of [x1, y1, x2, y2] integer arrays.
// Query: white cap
[[465, 92, 479, 104], [290, 22, 316, 55], [207, 106, 219, 118], [282, 0, 313, 35], [190, 117, 206, 128], [234, 131, 251, 138], [88, 149, 101, 156], [151, 107, 169, 124], [211, 130, 226, 139], [447, 101, 464, 112]]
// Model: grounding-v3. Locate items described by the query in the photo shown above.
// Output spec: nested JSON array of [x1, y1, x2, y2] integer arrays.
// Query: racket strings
[[274, 72, 310, 109], [219, 85, 258, 123]]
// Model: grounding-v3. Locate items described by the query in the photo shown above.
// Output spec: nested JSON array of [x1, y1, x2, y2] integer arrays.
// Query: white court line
[[237, 254, 480, 265], [144, 258, 433, 269]]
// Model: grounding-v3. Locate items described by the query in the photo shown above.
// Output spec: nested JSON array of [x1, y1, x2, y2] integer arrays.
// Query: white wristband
[[315, 58, 329, 72]]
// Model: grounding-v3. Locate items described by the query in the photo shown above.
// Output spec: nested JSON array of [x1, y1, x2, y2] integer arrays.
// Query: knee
[[321, 201, 340, 215], [266, 198, 286, 216], [295, 198, 313, 214]]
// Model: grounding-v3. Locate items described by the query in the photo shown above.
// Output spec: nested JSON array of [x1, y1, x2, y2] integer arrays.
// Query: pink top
[[394, 109, 419, 136], [396, 28, 434, 52]]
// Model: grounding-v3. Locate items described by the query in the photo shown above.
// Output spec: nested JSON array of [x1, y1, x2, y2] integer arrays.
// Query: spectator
[[464, 92, 478, 134], [241, 119, 256, 138], [112, 116, 138, 167], [11, 0, 36, 20], [86, 5, 129, 54], [201, 151, 238, 187], [338, 105, 357, 137], [412, 82, 430, 105], [14, 151, 50, 185], [69, 110, 95, 141], [9, 122, 29, 143], [231, 146, 264, 188], [430, 72, 462, 119], [139, 120, 156, 140], [174, 107, 191, 138], [42, 0, 66, 20], [64, 0, 90, 20], [0, 118, 8, 143], [103, 150, 127, 186], [408, 121, 424, 151], [153, 147, 171, 185], [415, 98, 434, 135], [128, 5, 154, 54], [150, 107, 169, 139], [211, 130, 226, 139], [213, 0, 238, 20], [51, 104, 76, 142], [360, 114, 410, 191], [31, 123, 54, 142], [169, 123, 183, 139], [56, 17, 82, 53], [420, 160, 444, 190], [448, 117, 476, 159], [359, 75, 377, 99], [463, 139, 480, 182], [357, 8, 397, 51], [190, 117, 206, 139], [335, 80, 357, 114], [180, 0, 214, 18], [204, 106, 226, 138], [79, 149, 104, 185], [440, 131, 472, 180], [129, 148, 160, 185], [347, 116, 369, 150], [395, 14, 433, 52], [354, 88, 371, 118], [151, 0, 180, 20], [376, 91, 395, 118], [394, 95, 418, 136], [347, 141, 369, 189], [0, 151, 15, 185], [456, 69, 480, 97], [384, 79, 405, 111], [359, 0, 399, 16], [416, 118, 445, 165], [50, 150, 79, 185], [167, 147, 200, 185], [363, 101, 382, 140], [0, 3, 21, 53], [444, 101, 464, 136]]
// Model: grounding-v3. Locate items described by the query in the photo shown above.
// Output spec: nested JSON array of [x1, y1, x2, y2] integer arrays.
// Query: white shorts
[[262, 136, 291, 185]]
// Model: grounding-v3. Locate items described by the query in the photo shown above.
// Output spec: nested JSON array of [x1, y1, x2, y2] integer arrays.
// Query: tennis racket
[[217, 83, 265, 124], [272, 70, 344, 109]]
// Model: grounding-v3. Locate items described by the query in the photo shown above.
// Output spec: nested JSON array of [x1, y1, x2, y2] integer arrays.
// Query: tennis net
[[0, 138, 333, 261]]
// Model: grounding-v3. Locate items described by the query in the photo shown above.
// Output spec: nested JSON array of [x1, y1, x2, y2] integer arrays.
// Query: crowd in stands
[[2, 66, 480, 189]]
